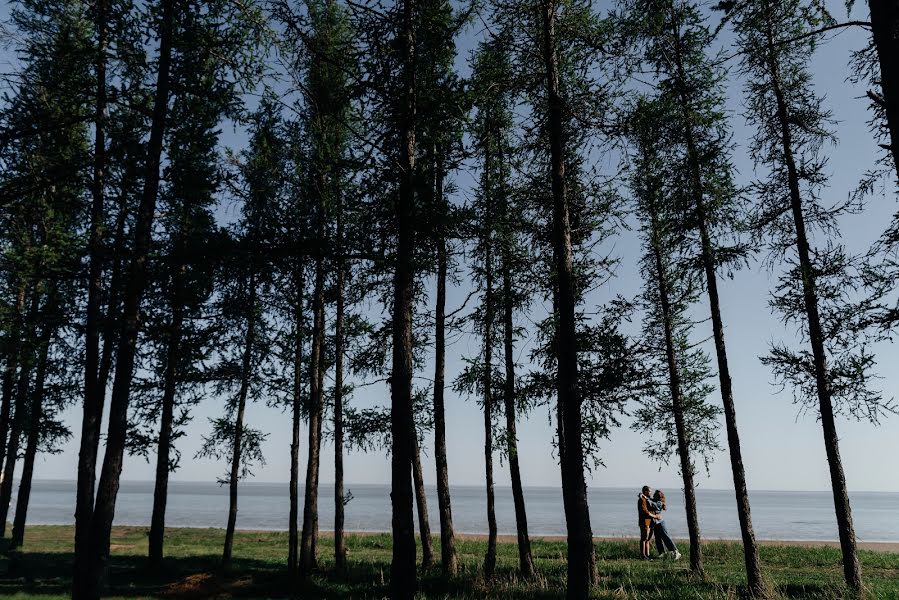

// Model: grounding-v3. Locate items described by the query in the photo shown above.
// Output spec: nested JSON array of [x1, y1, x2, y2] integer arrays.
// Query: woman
[[649, 490, 681, 560]]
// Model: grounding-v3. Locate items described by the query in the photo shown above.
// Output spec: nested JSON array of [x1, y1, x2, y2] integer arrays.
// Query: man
[[637, 485, 660, 560]]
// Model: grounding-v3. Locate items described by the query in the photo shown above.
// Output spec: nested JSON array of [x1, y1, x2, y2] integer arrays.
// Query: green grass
[[0, 525, 896, 598]]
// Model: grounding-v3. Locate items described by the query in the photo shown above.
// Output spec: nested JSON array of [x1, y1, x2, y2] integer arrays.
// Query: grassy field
[[0, 526, 896, 598]]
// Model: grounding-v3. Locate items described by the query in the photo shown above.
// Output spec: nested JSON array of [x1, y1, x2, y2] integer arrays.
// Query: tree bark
[[497, 126, 535, 578], [649, 209, 703, 575], [97, 187, 132, 401], [0, 290, 39, 537], [540, 0, 596, 595], [482, 147, 497, 581], [868, 0, 899, 180], [10, 315, 53, 550], [431, 159, 458, 577], [222, 274, 258, 569], [762, 6, 862, 590], [666, 7, 756, 580], [148, 232, 189, 567], [0, 284, 40, 537], [502, 223, 535, 577], [0, 286, 26, 481], [334, 203, 348, 573], [288, 260, 305, 579], [390, 0, 418, 594], [72, 0, 174, 593], [300, 255, 325, 575], [74, 0, 108, 573], [411, 432, 433, 569]]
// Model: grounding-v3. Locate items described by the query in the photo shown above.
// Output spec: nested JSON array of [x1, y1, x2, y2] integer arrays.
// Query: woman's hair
[[653, 490, 666, 509]]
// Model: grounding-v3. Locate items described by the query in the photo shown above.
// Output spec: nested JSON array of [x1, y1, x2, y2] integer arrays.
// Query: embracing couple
[[637, 485, 682, 561]]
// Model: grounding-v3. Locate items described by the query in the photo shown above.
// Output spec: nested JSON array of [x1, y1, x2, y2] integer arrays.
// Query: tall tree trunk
[[222, 275, 258, 569], [762, 8, 862, 590], [288, 260, 305, 578], [0, 290, 39, 537], [868, 0, 899, 179], [649, 211, 703, 574], [10, 316, 53, 550], [0, 286, 26, 480], [390, 0, 418, 593], [482, 154, 497, 581], [482, 314, 497, 581], [96, 188, 132, 400], [497, 128, 535, 578], [431, 158, 458, 576], [667, 6, 757, 582], [74, 0, 108, 576], [540, 0, 596, 595], [334, 209, 348, 573], [300, 256, 325, 575], [411, 432, 433, 569], [148, 242, 188, 567], [73, 0, 174, 593]]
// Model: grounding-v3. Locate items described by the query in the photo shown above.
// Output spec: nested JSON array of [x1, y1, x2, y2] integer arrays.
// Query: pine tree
[[628, 96, 722, 575], [198, 97, 283, 569], [624, 0, 765, 587], [727, 0, 895, 590]]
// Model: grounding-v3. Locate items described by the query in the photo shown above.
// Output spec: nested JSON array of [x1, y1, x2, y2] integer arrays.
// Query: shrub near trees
[[0, 0, 896, 598]]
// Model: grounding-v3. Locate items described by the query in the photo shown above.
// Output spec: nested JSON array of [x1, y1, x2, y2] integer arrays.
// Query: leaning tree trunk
[[497, 127, 535, 578], [72, 0, 173, 594], [0, 285, 26, 481], [96, 186, 132, 399], [868, 0, 899, 180], [762, 13, 862, 590], [288, 259, 305, 578], [411, 432, 434, 569], [390, 0, 418, 595], [0, 290, 39, 537], [148, 248, 188, 567], [74, 0, 109, 577], [10, 316, 53, 550], [500, 243, 535, 578], [431, 158, 458, 576], [540, 0, 596, 595], [222, 275, 258, 569], [334, 208, 348, 573], [649, 211, 703, 574], [300, 255, 326, 575], [668, 8, 757, 582]]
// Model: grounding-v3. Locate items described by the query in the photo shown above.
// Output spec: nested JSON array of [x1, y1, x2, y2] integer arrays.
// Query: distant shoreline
[[54, 524, 895, 552], [23, 479, 899, 495]]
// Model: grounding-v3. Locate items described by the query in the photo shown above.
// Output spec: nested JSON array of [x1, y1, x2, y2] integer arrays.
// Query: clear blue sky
[[10, 0, 898, 493]]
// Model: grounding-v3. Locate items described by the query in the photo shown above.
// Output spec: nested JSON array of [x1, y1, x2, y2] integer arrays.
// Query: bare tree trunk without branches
[[300, 255, 326, 575], [411, 432, 433, 569], [10, 315, 53, 550], [222, 274, 258, 569], [431, 157, 458, 576], [288, 259, 305, 579]]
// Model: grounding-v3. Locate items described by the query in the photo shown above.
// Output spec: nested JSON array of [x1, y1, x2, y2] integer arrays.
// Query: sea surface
[[15, 480, 898, 542]]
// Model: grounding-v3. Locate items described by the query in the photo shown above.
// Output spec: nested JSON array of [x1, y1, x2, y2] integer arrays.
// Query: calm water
[[15, 480, 898, 542]]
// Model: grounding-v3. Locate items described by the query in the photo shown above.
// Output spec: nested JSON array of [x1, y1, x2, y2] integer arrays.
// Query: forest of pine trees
[[0, 0, 897, 598]]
